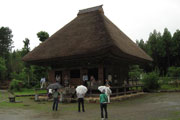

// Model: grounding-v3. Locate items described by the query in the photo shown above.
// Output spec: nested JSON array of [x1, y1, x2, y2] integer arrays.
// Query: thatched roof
[[23, 5, 152, 64]]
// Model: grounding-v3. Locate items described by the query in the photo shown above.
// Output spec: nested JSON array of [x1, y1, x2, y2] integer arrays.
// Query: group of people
[[51, 86, 110, 120]]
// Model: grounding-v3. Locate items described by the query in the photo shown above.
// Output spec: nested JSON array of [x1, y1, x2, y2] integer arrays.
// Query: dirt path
[[0, 93, 180, 120]]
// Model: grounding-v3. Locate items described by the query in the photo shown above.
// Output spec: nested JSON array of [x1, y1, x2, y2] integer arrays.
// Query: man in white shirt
[[40, 77, 46, 88]]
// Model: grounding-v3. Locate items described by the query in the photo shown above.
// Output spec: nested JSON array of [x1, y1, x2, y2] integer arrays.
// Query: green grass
[[14, 88, 47, 96], [160, 84, 180, 90]]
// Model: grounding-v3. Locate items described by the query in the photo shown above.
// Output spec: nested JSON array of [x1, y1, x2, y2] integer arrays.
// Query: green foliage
[[21, 38, 30, 57], [10, 70, 27, 82], [0, 57, 7, 72], [0, 27, 13, 59], [141, 72, 160, 91], [9, 79, 22, 91], [168, 67, 180, 78], [137, 28, 180, 75], [159, 76, 171, 85], [0, 57, 7, 81], [37, 31, 49, 42], [129, 65, 143, 80]]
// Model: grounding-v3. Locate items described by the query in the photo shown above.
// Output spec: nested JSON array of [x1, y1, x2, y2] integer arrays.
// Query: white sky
[[0, 0, 180, 50]]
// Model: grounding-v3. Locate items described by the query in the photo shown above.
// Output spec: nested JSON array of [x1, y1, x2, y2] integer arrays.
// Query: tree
[[0, 57, 7, 81], [136, 39, 147, 52], [172, 30, 180, 66], [0, 27, 13, 59], [21, 38, 30, 57], [161, 28, 173, 70], [37, 31, 49, 42]]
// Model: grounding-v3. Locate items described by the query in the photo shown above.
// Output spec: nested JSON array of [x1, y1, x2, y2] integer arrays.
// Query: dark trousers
[[100, 103, 108, 118], [78, 98, 85, 112], [52, 98, 59, 111]]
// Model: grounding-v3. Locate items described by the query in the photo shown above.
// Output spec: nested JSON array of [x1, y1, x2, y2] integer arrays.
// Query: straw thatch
[[23, 5, 152, 64]]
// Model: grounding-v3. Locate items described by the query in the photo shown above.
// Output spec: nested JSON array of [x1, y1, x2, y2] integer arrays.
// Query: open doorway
[[55, 71, 62, 85], [88, 68, 98, 81]]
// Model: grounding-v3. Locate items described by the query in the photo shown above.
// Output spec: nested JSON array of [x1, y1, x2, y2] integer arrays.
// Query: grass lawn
[[14, 88, 47, 96], [160, 84, 180, 90]]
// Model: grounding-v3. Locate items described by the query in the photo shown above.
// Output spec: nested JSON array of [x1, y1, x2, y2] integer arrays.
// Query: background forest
[[0, 26, 180, 91]]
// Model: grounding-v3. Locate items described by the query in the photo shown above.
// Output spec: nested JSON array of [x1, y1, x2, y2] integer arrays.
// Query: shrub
[[129, 65, 143, 80], [168, 67, 180, 78], [141, 72, 160, 92], [9, 79, 23, 91]]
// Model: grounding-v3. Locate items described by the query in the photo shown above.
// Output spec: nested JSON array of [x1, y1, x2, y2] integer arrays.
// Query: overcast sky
[[0, 0, 180, 50]]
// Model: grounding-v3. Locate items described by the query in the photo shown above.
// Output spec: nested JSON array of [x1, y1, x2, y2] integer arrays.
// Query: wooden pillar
[[124, 85, 127, 95], [98, 64, 104, 85], [48, 70, 55, 83], [136, 79, 138, 92], [116, 87, 119, 96]]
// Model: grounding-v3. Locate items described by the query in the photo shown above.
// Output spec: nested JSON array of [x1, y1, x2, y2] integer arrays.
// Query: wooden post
[[136, 79, 138, 92], [48, 70, 55, 83], [98, 64, 104, 85], [116, 87, 119, 96], [124, 85, 126, 95]]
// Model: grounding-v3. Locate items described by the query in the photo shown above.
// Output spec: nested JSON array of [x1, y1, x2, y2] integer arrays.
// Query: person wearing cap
[[100, 89, 108, 120]]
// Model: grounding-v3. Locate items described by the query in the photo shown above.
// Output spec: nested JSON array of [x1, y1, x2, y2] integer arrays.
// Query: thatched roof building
[[23, 5, 152, 93], [23, 5, 152, 65]]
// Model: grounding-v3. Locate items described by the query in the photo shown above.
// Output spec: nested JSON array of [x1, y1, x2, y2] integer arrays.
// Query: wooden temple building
[[23, 5, 152, 96]]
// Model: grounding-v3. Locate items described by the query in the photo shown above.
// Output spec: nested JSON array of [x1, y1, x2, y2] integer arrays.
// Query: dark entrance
[[55, 71, 62, 85], [88, 68, 98, 81]]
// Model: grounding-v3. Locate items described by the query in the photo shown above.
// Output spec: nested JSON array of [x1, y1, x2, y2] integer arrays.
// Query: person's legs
[[104, 104, 108, 118], [55, 98, 59, 111], [52, 99, 56, 110], [78, 98, 81, 112], [108, 95, 110, 103], [82, 98, 85, 112], [100, 103, 104, 118]]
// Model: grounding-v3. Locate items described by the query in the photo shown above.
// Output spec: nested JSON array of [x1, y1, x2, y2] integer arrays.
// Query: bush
[[9, 79, 23, 91], [159, 76, 171, 85], [141, 72, 160, 92], [168, 67, 180, 78], [129, 65, 143, 80]]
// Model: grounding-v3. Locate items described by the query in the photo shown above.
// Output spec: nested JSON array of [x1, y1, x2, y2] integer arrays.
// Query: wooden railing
[[87, 84, 143, 97]]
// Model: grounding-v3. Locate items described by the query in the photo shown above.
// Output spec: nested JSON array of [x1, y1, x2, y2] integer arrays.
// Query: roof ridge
[[78, 5, 103, 15]]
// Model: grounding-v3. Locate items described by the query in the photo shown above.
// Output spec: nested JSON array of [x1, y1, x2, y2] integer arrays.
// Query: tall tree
[[146, 30, 162, 71], [161, 28, 172, 73], [0, 57, 7, 81], [37, 31, 49, 42], [21, 38, 30, 57], [0, 27, 13, 59], [172, 30, 180, 66]]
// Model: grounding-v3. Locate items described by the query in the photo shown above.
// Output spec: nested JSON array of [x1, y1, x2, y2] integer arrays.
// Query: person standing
[[100, 89, 108, 120], [77, 92, 85, 112], [83, 74, 88, 87], [52, 89, 60, 111], [40, 77, 46, 88], [105, 86, 112, 103], [56, 75, 61, 84], [64, 74, 69, 87]]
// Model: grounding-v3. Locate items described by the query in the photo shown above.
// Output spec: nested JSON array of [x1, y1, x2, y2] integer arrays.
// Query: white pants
[[41, 82, 45, 88], [107, 95, 110, 103]]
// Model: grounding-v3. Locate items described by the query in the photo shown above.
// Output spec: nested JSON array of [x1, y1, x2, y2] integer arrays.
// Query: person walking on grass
[[100, 89, 108, 120], [77, 92, 85, 112], [52, 89, 60, 111]]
